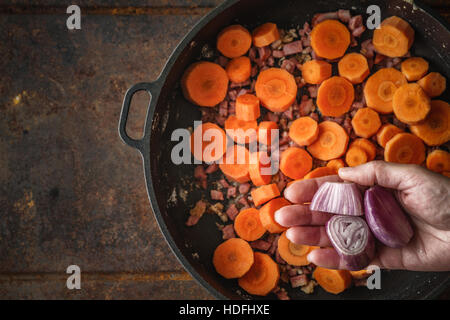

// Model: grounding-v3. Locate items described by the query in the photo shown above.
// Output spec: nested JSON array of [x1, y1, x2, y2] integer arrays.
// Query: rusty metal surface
[[0, 0, 449, 300]]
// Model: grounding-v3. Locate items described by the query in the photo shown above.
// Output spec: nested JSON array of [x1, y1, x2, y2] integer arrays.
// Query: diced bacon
[[374, 53, 386, 64], [194, 166, 207, 180], [352, 25, 366, 37], [312, 11, 339, 26], [264, 112, 280, 122], [282, 107, 294, 120], [361, 39, 375, 58], [217, 55, 229, 68], [283, 40, 303, 56], [295, 76, 306, 88], [351, 101, 364, 110], [251, 65, 259, 77], [227, 186, 237, 198], [307, 85, 318, 98], [279, 132, 290, 146], [250, 240, 271, 251], [219, 178, 230, 188], [348, 15, 363, 30], [205, 163, 218, 174], [238, 183, 251, 194], [272, 50, 285, 58], [228, 101, 236, 115], [185, 215, 201, 227], [211, 190, 224, 201], [276, 249, 286, 264], [228, 90, 238, 101], [237, 88, 250, 97], [338, 9, 351, 23], [225, 203, 239, 221], [280, 58, 296, 74], [268, 235, 280, 256], [350, 35, 358, 47], [248, 47, 257, 61], [290, 274, 309, 288], [274, 288, 290, 300], [267, 56, 275, 67], [190, 200, 207, 217], [200, 179, 207, 189], [309, 112, 319, 122], [229, 79, 251, 89], [218, 100, 228, 117], [301, 35, 311, 47], [238, 196, 250, 208], [299, 98, 315, 116], [343, 116, 352, 135], [257, 46, 272, 61], [222, 224, 236, 240]]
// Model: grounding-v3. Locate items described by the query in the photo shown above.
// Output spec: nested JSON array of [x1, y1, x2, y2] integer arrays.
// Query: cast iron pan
[[119, 0, 450, 299]]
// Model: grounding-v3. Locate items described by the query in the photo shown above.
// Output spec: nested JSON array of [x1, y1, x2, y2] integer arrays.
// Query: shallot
[[310, 182, 364, 216]]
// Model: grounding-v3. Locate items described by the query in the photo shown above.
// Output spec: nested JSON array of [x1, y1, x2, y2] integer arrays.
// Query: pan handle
[[118, 81, 159, 152]]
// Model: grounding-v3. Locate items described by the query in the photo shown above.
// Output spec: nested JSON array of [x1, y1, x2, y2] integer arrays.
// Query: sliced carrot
[[351, 107, 382, 138], [279, 147, 313, 180], [349, 270, 369, 279], [219, 144, 250, 183], [249, 151, 273, 186], [288, 116, 319, 146], [326, 159, 345, 173], [235, 93, 260, 121], [303, 166, 335, 179], [363, 68, 407, 114], [417, 72, 447, 98], [401, 57, 429, 81], [301, 60, 332, 84], [226, 56, 252, 83], [310, 19, 350, 59], [258, 121, 279, 146], [393, 83, 431, 125], [410, 100, 450, 146], [255, 68, 297, 112], [251, 183, 280, 207], [384, 133, 426, 164], [317, 76, 354, 117], [376, 124, 404, 148], [224, 115, 258, 144], [190, 122, 227, 163], [182, 61, 229, 107], [213, 238, 254, 279], [338, 52, 370, 84], [259, 197, 290, 234], [372, 16, 414, 57], [345, 146, 368, 167], [238, 252, 279, 296], [252, 22, 280, 47], [313, 267, 352, 294], [278, 231, 316, 266], [234, 208, 266, 241], [350, 138, 376, 161], [217, 25, 252, 58], [307, 121, 349, 161], [426, 149, 450, 173]]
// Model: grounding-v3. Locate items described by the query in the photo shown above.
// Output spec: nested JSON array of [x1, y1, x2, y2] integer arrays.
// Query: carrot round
[[235, 94, 261, 121], [259, 197, 290, 234], [310, 19, 350, 59], [317, 76, 354, 117], [258, 121, 279, 146], [190, 122, 227, 163], [213, 238, 254, 279], [372, 16, 414, 57], [313, 267, 352, 294], [401, 57, 429, 81], [350, 138, 376, 161], [303, 166, 336, 179], [349, 270, 369, 279], [363, 68, 407, 114], [417, 72, 447, 98], [279, 147, 313, 180], [288, 116, 319, 146], [224, 115, 258, 144], [182, 61, 229, 107], [345, 146, 368, 167], [252, 22, 280, 47], [249, 151, 273, 186], [219, 144, 250, 183], [351, 107, 382, 138], [393, 83, 431, 125], [255, 68, 297, 112], [426, 149, 450, 173], [410, 100, 450, 146], [217, 25, 252, 58], [307, 121, 349, 161], [301, 60, 332, 85], [251, 183, 280, 207], [376, 124, 404, 148], [238, 252, 279, 296], [226, 56, 252, 83], [327, 159, 345, 173], [278, 231, 316, 266], [384, 133, 426, 164], [234, 208, 266, 241], [338, 53, 370, 84]]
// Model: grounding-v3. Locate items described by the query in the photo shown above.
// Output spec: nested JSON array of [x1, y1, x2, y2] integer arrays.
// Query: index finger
[[283, 175, 342, 204]]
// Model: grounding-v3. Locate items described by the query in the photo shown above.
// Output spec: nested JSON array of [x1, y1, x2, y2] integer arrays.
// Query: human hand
[[274, 161, 450, 271]]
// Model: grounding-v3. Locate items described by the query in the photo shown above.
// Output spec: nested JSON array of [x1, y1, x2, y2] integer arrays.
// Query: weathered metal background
[[0, 0, 448, 299]]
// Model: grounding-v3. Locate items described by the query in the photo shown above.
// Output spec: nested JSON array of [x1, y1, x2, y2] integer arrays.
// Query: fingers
[[338, 161, 425, 191], [307, 248, 343, 269], [283, 175, 342, 204], [275, 205, 334, 227], [286, 226, 332, 247]]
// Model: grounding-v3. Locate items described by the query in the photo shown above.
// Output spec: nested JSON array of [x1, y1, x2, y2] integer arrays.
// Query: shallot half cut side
[[310, 182, 364, 216]]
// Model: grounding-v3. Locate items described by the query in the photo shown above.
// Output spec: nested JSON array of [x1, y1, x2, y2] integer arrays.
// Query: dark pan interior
[[146, 0, 450, 299]]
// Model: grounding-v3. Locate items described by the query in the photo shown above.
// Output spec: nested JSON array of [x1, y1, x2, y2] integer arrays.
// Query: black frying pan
[[119, 0, 450, 299]]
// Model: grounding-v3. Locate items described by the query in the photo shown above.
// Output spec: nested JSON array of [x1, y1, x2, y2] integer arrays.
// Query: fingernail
[[338, 167, 351, 176]]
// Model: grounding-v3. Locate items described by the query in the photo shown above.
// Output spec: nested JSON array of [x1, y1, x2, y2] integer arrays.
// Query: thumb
[[338, 161, 424, 191]]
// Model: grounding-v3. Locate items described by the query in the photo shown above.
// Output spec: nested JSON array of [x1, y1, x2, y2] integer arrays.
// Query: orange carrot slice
[[217, 25, 252, 58], [376, 124, 404, 148], [345, 146, 368, 167], [279, 147, 313, 180], [234, 208, 266, 241], [426, 149, 450, 173], [259, 197, 290, 234], [258, 121, 279, 146], [301, 60, 332, 84], [224, 115, 258, 144], [313, 267, 352, 294], [288, 116, 319, 146], [307, 121, 349, 161], [252, 23, 280, 47], [372, 16, 414, 57], [350, 138, 377, 161], [190, 122, 227, 163], [251, 183, 280, 207], [317, 76, 354, 117], [401, 57, 429, 81], [226, 56, 252, 83], [351, 107, 382, 138], [349, 270, 369, 279], [182, 61, 229, 107], [310, 19, 350, 59], [303, 166, 336, 179], [410, 100, 450, 146], [327, 159, 345, 173], [238, 252, 280, 296], [278, 231, 316, 266], [393, 83, 431, 125], [384, 133, 426, 164], [235, 93, 261, 121], [219, 144, 250, 183], [249, 151, 273, 186], [338, 53, 370, 84], [255, 68, 297, 112], [213, 238, 254, 279], [417, 72, 447, 98]]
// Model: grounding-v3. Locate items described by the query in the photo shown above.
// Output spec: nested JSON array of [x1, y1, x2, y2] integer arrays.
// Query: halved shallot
[[310, 182, 364, 216]]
